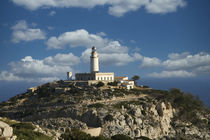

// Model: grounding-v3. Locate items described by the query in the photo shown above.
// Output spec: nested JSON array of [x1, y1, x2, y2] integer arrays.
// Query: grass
[[61, 128, 110, 140], [11, 122, 52, 140], [113, 101, 131, 110], [0, 117, 18, 125]]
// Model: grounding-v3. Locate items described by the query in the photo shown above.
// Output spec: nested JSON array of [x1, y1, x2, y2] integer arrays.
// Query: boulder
[[0, 121, 13, 138], [82, 127, 101, 137], [0, 128, 2, 135]]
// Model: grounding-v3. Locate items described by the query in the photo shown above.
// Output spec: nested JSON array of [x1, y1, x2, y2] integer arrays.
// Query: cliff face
[[0, 81, 210, 140]]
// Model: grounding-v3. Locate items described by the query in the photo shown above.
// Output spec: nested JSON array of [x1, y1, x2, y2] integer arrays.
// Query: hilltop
[[0, 80, 210, 140]]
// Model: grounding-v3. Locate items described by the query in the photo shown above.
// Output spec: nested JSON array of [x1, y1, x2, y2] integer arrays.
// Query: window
[[98, 77, 99, 80], [101, 77, 103, 80], [110, 77, 112, 80], [107, 77, 109, 80], [104, 77, 106, 80]]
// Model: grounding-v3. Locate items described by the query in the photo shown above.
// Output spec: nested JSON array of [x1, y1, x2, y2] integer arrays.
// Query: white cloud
[[81, 48, 141, 66], [11, 20, 46, 43], [167, 52, 190, 60], [194, 66, 210, 75], [47, 26, 54, 30], [148, 70, 195, 78], [96, 32, 106, 37], [0, 71, 24, 81], [49, 10, 56, 16], [0, 53, 80, 82], [163, 52, 210, 71], [12, 0, 186, 17], [145, 0, 186, 14], [100, 53, 136, 66], [46, 29, 107, 49], [47, 29, 143, 66], [108, 0, 148, 17], [141, 56, 161, 67], [44, 53, 80, 66], [146, 52, 210, 78], [130, 40, 136, 44]]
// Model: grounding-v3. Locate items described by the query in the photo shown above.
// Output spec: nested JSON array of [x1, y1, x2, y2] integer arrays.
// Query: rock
[[131, 108, 142, 117], [126, 115, 133, 126], [134, 129, 140, 137], [119, 120, 126, 126], [0, 128, 2, 135], [134, 118, 142, 126], [0, 121, 13, 138], [82, 127, 101, 137], [81, 109, 101, 127], [10, 135, 17, 140], [3, 126, 13, 137]]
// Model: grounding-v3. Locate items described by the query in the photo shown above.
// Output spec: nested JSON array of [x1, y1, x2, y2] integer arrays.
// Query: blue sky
[[0, 0, 210, 105]]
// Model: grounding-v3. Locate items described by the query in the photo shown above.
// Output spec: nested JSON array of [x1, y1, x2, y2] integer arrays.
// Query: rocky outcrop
[[0, 121, 16, 140], [0, 84, 210, 140], [101, 102, 176, 139], [82, 127, 102, 137], [35, 117, 88, 133]]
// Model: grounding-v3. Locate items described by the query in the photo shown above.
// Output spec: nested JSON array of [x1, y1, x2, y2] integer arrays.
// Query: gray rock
[[0, 121, 13, 138], [134, 118, 142, 126], [0, 128, 2, 135]]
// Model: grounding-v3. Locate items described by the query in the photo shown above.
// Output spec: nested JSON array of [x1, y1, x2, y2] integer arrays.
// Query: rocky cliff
[[0, 81, 210, 140]]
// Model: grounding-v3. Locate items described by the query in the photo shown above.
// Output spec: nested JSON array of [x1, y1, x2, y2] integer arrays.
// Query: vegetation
[[111, 134, 133, 140], [137, 136, 152, 140], [61, 129, 134, 140], [96, 82, 105, 87], [61, 129, 109, 140], [107, 81, 118, 86], [150, 88, 207, 126], [113, 101, 128, 110], [12, 122, 52, 140], [104, 114, 114, 122], [131, 75, 140, 85]]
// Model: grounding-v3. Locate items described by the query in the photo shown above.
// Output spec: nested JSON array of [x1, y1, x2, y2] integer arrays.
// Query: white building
[[121, 80, 135, 90], [115, 76, 135, 90], [73, 47, 114, 82]]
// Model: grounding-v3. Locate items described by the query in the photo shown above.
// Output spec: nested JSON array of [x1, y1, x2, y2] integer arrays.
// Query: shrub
[[137, 136, 151, 140], [61, 129, 110, 140], [107, 81, 118, 86], [113, 101, 130, 110], [161, 88, 207, 126], [96, 82, 105, 87], [12, 122, 35, 130], [104, 114, 114, 122], [61, 128, 91, 140], [111, 134, 133, 140], [12, 122, 52, 140]]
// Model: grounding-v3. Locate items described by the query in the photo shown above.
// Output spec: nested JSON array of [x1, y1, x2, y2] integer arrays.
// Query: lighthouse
[[75, 46, 114, 82], [90, 46, 99, 73]]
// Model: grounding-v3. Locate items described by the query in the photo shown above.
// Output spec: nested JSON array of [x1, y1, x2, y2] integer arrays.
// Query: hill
[[0, 80, 210, 140]]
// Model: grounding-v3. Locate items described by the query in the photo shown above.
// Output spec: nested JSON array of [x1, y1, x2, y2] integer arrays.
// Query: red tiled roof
[[115, 77, 127, 79]]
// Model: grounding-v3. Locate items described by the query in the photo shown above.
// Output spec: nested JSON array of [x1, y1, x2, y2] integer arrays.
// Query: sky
[[0, 0, 210, 106]]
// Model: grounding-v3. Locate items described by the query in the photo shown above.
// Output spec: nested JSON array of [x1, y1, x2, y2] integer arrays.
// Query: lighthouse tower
[[90, 46, 99, 73]]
